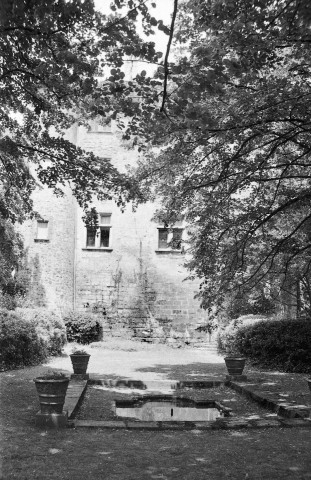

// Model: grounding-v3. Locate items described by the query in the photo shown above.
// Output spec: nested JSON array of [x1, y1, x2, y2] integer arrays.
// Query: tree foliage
[[0, 217, 24, 286], [0, 0, 170, 293], [0, 0, 163, 224], [3, 0, 311, 318], [124, 0, 311, 317]]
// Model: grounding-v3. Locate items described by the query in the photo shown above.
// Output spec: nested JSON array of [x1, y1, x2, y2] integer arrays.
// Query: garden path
[[44, 338, 225, 382]]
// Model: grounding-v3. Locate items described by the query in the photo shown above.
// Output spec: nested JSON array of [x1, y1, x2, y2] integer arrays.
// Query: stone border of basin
[[87, 379, 224, 389], [59, 377, 311, 431], [226, 380, 311, 419], [72, 417, 311, 430]]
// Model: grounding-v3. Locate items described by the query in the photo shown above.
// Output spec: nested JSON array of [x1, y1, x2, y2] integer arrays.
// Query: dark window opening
[[100, 228, 110, 248], [158, 228, 183, 250], [171, 229, 182, 250], [86, 212, 112, 248], [86, 228, 96, 247], [158, 229, 168, 249]]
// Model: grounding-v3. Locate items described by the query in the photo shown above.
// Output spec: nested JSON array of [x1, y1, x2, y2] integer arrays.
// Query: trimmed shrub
[[217, 318, 243, 354], [63, 311, 102, 344], [223, 318, 311, 373], [16, 308, 67, 355], [0, 309, 47, 370], [0, 308, 67, 370], [218, 315, 271, 353]]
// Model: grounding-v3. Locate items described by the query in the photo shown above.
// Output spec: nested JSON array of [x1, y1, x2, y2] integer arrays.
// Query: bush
[[0, 292, 18, 310], [0, 309, 47, 370], [0, 308, 67, 370], [217, 318, 243, 354], [63, 311, 102, 344], [221, 318, 311, 373], [16, 308, 67, 355]]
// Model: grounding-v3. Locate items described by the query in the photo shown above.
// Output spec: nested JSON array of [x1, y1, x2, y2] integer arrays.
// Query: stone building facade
[[20, 121, 216, 347]]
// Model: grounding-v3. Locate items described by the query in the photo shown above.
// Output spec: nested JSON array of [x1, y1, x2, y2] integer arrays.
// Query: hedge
[[0, 308, 67, 370], [217, 318, 243, 354], [219, 318, 311, 373], [63, 311, 102, 344], [17, 308, 67, 355]]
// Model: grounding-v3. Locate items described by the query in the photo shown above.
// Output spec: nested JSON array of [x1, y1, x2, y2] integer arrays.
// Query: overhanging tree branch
[[160, 0, 178, 112]]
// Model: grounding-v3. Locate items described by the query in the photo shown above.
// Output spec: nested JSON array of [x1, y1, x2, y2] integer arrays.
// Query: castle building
[[20, 120, 216, 347]]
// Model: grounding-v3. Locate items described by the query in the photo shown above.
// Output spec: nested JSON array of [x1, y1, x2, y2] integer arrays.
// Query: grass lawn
[[1, 341, 311, 479]]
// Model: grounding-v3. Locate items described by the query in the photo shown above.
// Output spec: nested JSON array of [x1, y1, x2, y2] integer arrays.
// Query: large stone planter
[[224, 357, 246, 376], [34, 376, 69, 414]]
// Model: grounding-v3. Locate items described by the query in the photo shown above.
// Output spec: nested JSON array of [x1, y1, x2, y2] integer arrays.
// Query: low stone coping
[[64, 376, 311, 430], [226, 380, 311, 419], [72, 417, 311, 430], [88, 378, 224, 390], [64, 379, 88, 419]]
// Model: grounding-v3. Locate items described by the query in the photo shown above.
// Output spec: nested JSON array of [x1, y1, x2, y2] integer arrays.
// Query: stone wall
[[74, 198, 210, 344], [18, 125, 78, 313], [74, 124, 214, 346], [19, 123, 216, 347], [19, 186, 75, 313]]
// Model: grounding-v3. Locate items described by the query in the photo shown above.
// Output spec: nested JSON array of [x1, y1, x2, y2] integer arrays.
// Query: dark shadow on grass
[[0, 363, 73, 430]]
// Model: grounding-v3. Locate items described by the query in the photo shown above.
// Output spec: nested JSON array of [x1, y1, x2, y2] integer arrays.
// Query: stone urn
[[224, 356, 246, 376], [34, 374, 70, 414], [70, 350, 90, 375]]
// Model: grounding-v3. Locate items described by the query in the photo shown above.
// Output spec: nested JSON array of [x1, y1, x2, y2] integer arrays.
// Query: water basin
[[89, 378, 224, 394], [115, 396, 231, 422]]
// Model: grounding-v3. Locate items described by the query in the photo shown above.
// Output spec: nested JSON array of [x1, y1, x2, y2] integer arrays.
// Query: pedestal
[[226, 375, 248, 382], [70, 373, 89, 380], [35, 410, 68, 428]]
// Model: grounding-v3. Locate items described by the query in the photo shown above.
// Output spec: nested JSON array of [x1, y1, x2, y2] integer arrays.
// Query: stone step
[[193, 343, 218, 350]]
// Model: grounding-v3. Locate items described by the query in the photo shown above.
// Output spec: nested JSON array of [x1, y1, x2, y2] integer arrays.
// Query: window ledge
[[87, 131, 112, 135], [82, 248, 113, 252], [155, 249, 183, 255], [34, 239, 50, 243]]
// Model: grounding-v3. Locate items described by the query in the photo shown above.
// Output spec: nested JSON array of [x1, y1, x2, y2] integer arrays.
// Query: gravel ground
[[44, 339, 225, 383]]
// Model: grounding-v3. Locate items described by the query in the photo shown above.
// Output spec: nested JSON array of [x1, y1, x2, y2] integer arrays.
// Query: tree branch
[[160, 0, 178, 112]]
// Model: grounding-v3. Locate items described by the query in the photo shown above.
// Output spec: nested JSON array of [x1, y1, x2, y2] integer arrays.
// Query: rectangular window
[[158, 228, 183, 250], [99, 213, 111, 225], [158, 229, 169, 249], [171, 229, 182, 250], [100, 228, 110, 247], [86, 228, 96, 247], [85, 213, 112, 249], [37, 220, 49, 240]]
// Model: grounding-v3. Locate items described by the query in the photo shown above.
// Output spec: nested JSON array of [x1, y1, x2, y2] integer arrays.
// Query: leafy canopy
[[0, 0, 163, 224], [0, 0, 170, 293], [123, 0, 311, 315]]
